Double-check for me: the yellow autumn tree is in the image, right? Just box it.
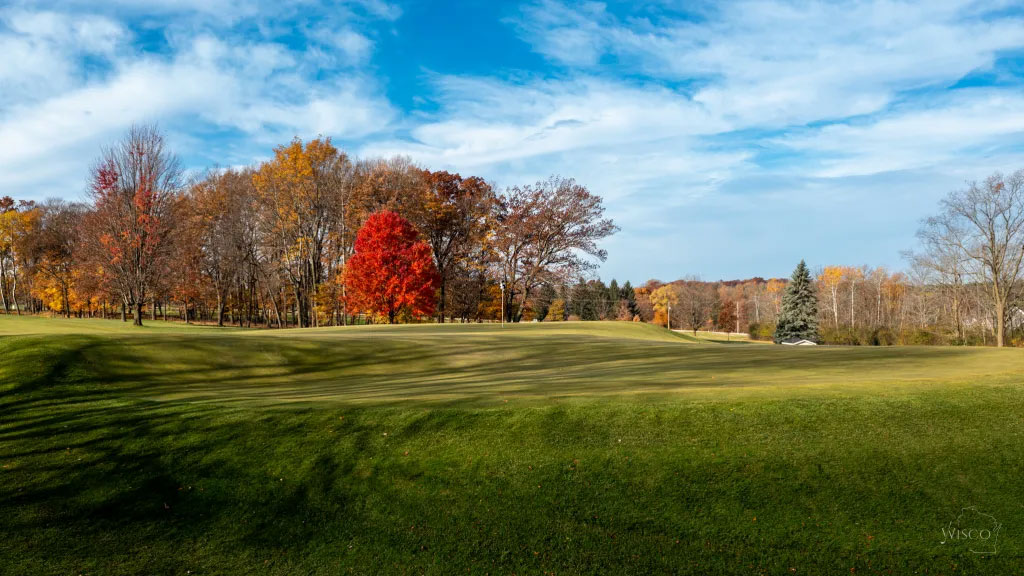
[818,266,843,326]
[253,137,352,328]
[650,284,681,328]
[766,278,785,316]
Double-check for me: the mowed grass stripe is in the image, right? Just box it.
[3,316,1024,405]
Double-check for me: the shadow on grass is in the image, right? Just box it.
[2,333,1023,574]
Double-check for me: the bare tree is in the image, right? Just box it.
[81,125,182,326]
[915,170,1024,346]
[905,221,970,342]
[678,281,716,336]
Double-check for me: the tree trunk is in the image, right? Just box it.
[121,302,127,322]
[0,267,8,313]
[437,278,446,323]
[134,302,144,326]
[216,292,224,327]
[735,300,741,334]
[12,271,20,315]
[831,288,839,326]
[849,281,856,329]
[995,299,1005,348]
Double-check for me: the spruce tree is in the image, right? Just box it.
[773,260,820,343]
[621,281,637,316]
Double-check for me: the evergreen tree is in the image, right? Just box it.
[534,284,557,321]
[773,260,820,343]
[593,279,611,319]
[571,280,599,320]
[621,280,637,316]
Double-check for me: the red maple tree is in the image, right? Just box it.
[344,210,440,323]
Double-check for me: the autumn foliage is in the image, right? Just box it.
[2,127,617,327]
[343,211,439,323]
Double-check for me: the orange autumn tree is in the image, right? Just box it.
[344,210,439,323]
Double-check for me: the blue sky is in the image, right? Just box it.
[2,0,1023,282]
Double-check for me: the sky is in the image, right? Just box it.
[1,0,1023,283]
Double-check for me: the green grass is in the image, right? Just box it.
[679,329,764,344]
[2,315,1023,574]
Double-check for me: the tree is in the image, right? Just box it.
[774,260,820,343]
[0,198,33,314]
[607,278,621,318]
[491,176,618,322]
[818,266,842,327]
[414,170,494,322]
[81,125,181,326]
[254,137,352,328]
[620,280,638,317]
[190,168,257,326]
[343,211,439,323]
[915,170,1024,347]
[25,200,83,318]
[532,283,558,321]
[650,283,680,328]
[717,298,737,333]
[544,298,566,321]
[678,281,716,335]
[563,278,607,321]
[766,278,785,316]
[844,266,864,329]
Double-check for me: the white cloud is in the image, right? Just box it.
[514,0,1024,127]
[365,76,729,169]
[0,7,395,198]
[0,9,128,106]
[777,89,1024,177]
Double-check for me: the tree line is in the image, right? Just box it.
[3,125,1021,347]
[625,169,1024,347]
[0,125,617,326]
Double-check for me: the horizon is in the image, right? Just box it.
[2,1,1023,280]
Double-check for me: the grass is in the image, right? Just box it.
[2,315,1023,574]
[678,329,764,344]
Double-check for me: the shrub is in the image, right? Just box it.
[871,328,896,346]
[905,329,940,346]
[746,322,775,341]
